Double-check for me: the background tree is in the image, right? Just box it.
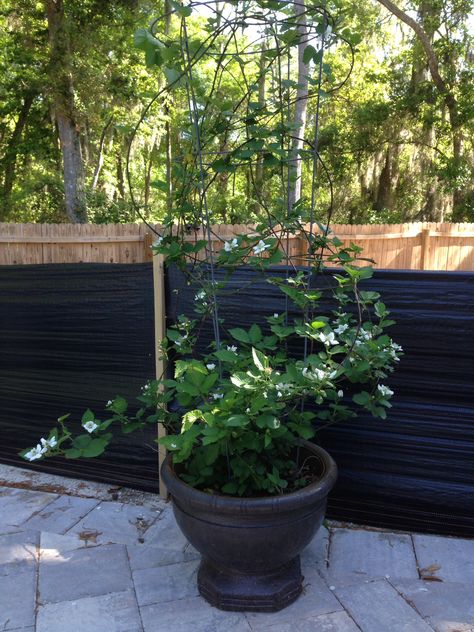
[0,0,472,224]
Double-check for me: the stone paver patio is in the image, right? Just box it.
[1,465,473,632]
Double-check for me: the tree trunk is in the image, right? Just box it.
[1,91,35,218]
[45,0,87,223]
[92,116,113,190]
[288,0,309,211]
[374,149,392,211]
[116,150,125,200]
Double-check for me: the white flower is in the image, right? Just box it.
[194,290,206,302]
[170,442,177,449]
[206,363,216,371]
[318,332,338,346]
[377,384,394,398]
[334,323,348,334]
[175,334,188,347]
[359,329,372,341]
[212,393,224,400]
[224,238,238,252]
[24,444,46,461]
[313,368,327,380]
[83,420,99,433]
[302,367,309,377]
[252,240,271,255]
[337,390,344,398]
[391,342,403,352]
[40,437,57,450]
[245,407,251,413]
[106,400,113,406]
[154,236,163,247]
[275,383,290,397]
[227,345,237,353]
[273,313,279,318]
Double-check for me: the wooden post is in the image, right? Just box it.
[153,253,168,499]
[143,231,154,262]
[421,228,431,270]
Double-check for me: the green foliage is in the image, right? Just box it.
[22,227,403,496]
[0,0,472,222]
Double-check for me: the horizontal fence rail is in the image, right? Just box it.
[1,222,474,270]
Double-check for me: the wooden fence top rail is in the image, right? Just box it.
[1,222,473,270]
[0,235,145,244]
[2,229,474,244]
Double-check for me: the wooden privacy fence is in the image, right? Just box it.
[1,222,474,270]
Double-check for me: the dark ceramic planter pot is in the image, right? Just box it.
[161,440,337,612]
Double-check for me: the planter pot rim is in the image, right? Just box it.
[161,440,337,515]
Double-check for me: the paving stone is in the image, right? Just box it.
[395,579,474,632]
[0,463,160,504]
[127,539,199,572]
[413,534,474,584]
[140,596,251,632]
[65,500,161,546]
[335,578,433,632]
[141,505,188,549]
[248,610,361,632]
[0,530,39,567]
[39,542,132,604]
[128,506,199,570]
[36,590,142,632]
[133,559,200,606]
[21,494,99,534]
[326,528,418,584]
[40,531,97,557]
[0,562,36,630]
[245,566,342,628]
[300,525,330,573]
[0,488,58,529]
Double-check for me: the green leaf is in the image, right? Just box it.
[310,320,326,329]
[229,328,250,343]
[214,349,239,362]
[182,409,203,431]
[222,481,238,494]
[226,414,249,427]
[64,448,82,459]
[170,0,192,16]
[252,347,269,371]
[255,414,280,429]
[82,438,108,458]
[150,180,168,192]
[303,44,317,64]
[353,391,371,406]
[110,396,128,415]
[249,324,262,344]
[133,28,148,50]
[73,435,92,449]
[163,66,181,86]
[81,409,95,424]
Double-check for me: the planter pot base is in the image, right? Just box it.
[198,555,303,612]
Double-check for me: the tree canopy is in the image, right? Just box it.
[0,0,472,224]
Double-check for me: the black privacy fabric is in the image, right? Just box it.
[0,264,158,491]
[166,266,474,536]
[1,262,473,535]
